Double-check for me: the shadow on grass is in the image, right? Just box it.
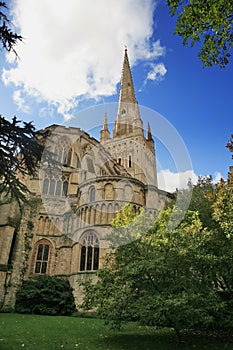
[101,334,174,350]
[97,330,233,350]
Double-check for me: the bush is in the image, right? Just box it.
[15,275,76,316]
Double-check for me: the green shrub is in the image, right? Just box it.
[15,275,76,316]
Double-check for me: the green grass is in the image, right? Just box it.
[0,313,232,350]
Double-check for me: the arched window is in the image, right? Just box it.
[90,187,95,202]
[49,179,55,195]
[54,137,71,165]
[42,174,69,197]
[129,155,132,168]
[124,184,133,200]
[62,180,68,197]
[87,158,95,173]
[104,183,114,200]
[80,232,99,271]
[64,148,72,166]
[42,178,49,195]
[55,180,62,196]
[34,241,51,274]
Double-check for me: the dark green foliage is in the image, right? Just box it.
[0,2,22,56]
[0,4,45,206]
[188,176,218,230]
[15,275,76,316]
[213,136,233,238]
[227,134,233,155]
[166,0,233,67]
[0,116,46,205]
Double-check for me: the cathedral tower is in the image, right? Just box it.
[100,48,158,189]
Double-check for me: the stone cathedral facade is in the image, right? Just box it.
[0,50,171,309]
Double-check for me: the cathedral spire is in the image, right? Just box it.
[118,48,137,104]
[113,48,143,138]
[100,112,110,142]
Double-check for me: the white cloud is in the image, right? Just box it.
[213,171,223,183]
[13,90,30,113]
[158,169,224,193]
[158,169,198,193]
[146,62,167,82]
[2,0,165,118]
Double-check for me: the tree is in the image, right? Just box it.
[213,175,233,238]
[213,134,233,237]
[108,204,154,247]
[171,175,218,230]
[226,133,233,154]
[82,207,230,339]
[166,0,233,67]
[187,176,218,230]
[15,275,76,316]
[0,1,22,56]
[0,116,46,205]
[0,3,46,205]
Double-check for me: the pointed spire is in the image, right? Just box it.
[102,112,108,130]
[119,48,137,104]
[113,48,143,138]
[100,112,110,142]
[146,122,152,140]
[146,121,155,154]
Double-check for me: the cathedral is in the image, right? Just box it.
[0,49,171,309]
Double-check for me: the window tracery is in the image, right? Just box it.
[34,240,52,274]
[42,174,69,197]
[54,137,72,166]
[80,232,99,271]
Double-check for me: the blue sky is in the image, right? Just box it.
[0,0,232,191]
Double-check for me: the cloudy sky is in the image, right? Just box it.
[0,0,232,192]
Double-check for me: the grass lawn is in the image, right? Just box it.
[0,313,232,350]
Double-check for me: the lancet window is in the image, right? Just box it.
[54,137,72,166]
[42,174,69,197]
[80,232,99,271]
[34,240,52,274]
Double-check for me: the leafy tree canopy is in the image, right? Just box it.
[166,0,233,67]
[213,135,233,237]
[187,175,218,230]
[108,204,154,247]
[82,207,233,338]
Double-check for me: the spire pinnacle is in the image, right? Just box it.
[147,122,152,140]
[100,112,110,142]
[102,112,108,130]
